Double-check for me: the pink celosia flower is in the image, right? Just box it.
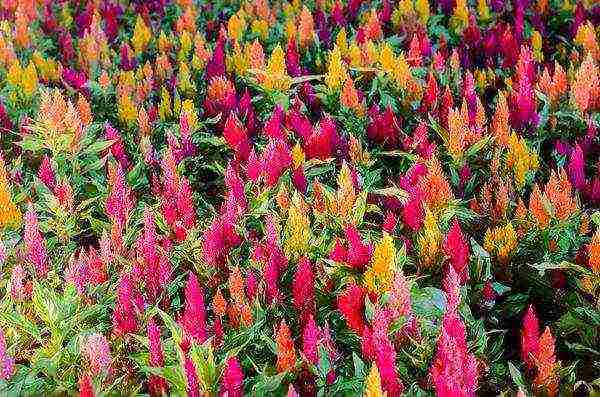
[223,112,251,161]
[24,203,49,277]
[293,256,315,325]
[568,144,586,191]
[112,273,138,335]
[106,163,134,233]
[105,123,129,169]
[180,272,207,343]
[369,308,404,396]
[264,105,286,141]
[9,264,25,301]
[81,333,111,376]
[264,246,284,304]
[338,282,366,334]
[263,139,292,186]
[184,355,201,397]
[286,38,302,77]
[0,329,14,380]
[305,116,339,160]
[430,267,479,397]
[521,305,540,371]
[302,315,321,365]
[246,271,258,302]
[382,212,397,234]
[38,155,55,190]
[147,319,168,396]
[443,219,470,284]
[329,239,347,263]
[343,225,372,270]
[246,149,261,181]
[65,253,90,294]
[222,356,244,397]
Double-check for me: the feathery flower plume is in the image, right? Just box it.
[81,333,111,376]
[568,144,586,191]
[443,219,470,283]
[338,282,366,333]
[112,273,138,335]
[222,356,244,397]
[533,327,559,397]
[276,321,297,373]
[367,308,403,395]
[147,319,168,396]
[184,355,201,397]
[302,315,321,365]
[24,203,49,277]
[521,305,540,370]
[364,233,396,295]
[180,272,207,343]
[364,363,384,397]
[0,154,21,229]
[343,225,372,270]
[0,329,13,380]
[293,256,315,325]
[38,155,55,189]
[588,230,600,274]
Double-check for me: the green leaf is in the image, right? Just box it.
[508,361,527,391]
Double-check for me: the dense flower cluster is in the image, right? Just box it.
[0,0,600,395]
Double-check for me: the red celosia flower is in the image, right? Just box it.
[263,139,292,186]
[276,321,297,373]
[521,305,540,371]
[305,116,338,160]
[338,282,366,334]
[443,219,470,284]
[382,212,397,234]
[293,256,315,325]
[78,375,95,397]
[180,272,207,343]
[302,315,321,365]
[105,123,129,169]
[222,356,244,397]
[24,203,49,277]
[367,105,401,148]
[223,112,251,161]
[184,355,201,397]
[147,319,168,396]
[264,105,286,141]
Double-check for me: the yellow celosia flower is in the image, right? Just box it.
[284,198,311,259]
[348,43,363,68]
[177,62,195,94]
[452,0,470,33]
[251,19,269,41]
[118,94,137,126]
[531,30,543,61]
[416,208,442,268]
[364,233,396,295]
[291,144,305,169]
[477,0,490,21]
[364,364,385,397]
[416,0,430,25]
[228,12,246,43]
[158,31,171,53]
[333,162,356,221]
[6,60,21,87]
[336,28,348,56]
[131,15,152,55]
[506,132,539,188]
[178,30,193,61]
[0,156,21,229]
[325,46,349,91]
[484,223,517,264]
[159,88,172,121]
[262,45,292,91]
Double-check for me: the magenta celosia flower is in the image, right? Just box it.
[202,216,241,267]
[329,239,347,263]
[184,355,201,397]
[293,256,315,325]
[237,90,256,136]
[147,319,168,396]
[370,308,403,396]
[263,139,292,186]
[305,116,339,160]
[286,109,312,142]
[246,149,261,182]
[568,144,586,191]
[180,272,207,343]
[510,74,538,130]
[9,264,25,301]
[286,38,302,77]
[78,375,95,397]
[105,123,129,169]
[222,356,244,397]
[264,246,283,304]
[402,188,424,231]
[343,225,372,270]
[443,219,470,284]
[338,282,366,334]
[430,267,478,397]
[81,333,111,376]
[24,203,49,277]
[521,305,540,370]
[38,155,55,190]
[382,212,397,234]
[0,329,14,380]
[106,163,134,233]
[65,253,90,294]
[225,163,247,215]
[263,105,285,141]
[302,315,321,365]
[112,273,138,335]
[206,32,226,79]
[246,270,258,302]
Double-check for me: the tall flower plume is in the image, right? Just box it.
[222,356,244,397]
[292,256,315,326]
[521,305,540,370]
[533,327,559,397]
[0,154,21,229]
[276,320,296,373]
[81,333,111,376]
[147,319,168,396]
[180,272,207,343]
[338,282,366,334]
[24,203,49,277]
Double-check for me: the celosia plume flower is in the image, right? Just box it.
[276,321,296,373]
[81,333,111,376]
[24,203,49,277]
[180,272,207,343]
[147,319,168,396]
[222,356,244,397]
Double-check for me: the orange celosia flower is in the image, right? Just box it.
[333,162,357,221]
[551,62,567,100]
[364,232,396,295]
[213,289,227,318]
[0,154,21,229]
[297,6,315,48]
[571,53,599,114]
[246,39,265,71]
[364,9,383,41]
[529,183,550,229]
[420,156,454,214]
[341,77,364,116]
[588,230,600,274]
[534,327,559,397]
[544,169,577,221]
[276,321,296,373]
[446,102,471,162]
[492,92,510,147]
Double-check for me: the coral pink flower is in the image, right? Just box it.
[222,356,244,397]
[24,203,49,277]
[338,282,366,334]
[521,305,540,370]
[180,272,207,343]
[81,333,111,376]
[443,219,470,284]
